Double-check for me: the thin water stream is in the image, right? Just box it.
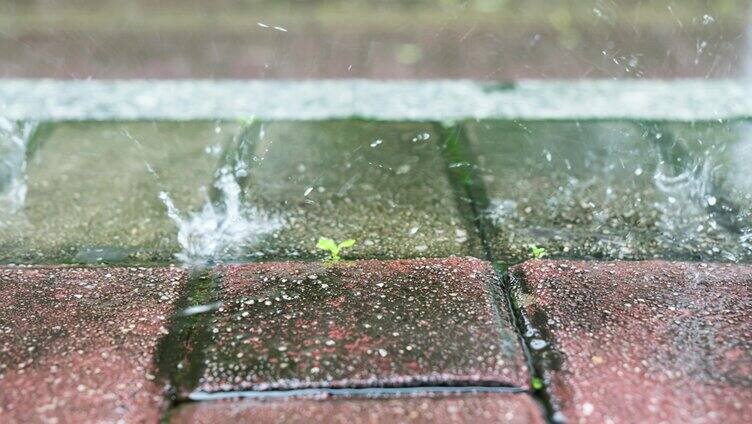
[0,117,36,222]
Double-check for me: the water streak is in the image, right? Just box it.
[160,122,281,264]
[0,117,37,223]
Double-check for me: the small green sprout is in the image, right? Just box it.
[316,237,356,262]
[531,377,544,390]
[531,246,547,259]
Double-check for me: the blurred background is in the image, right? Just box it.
[1,0,749,80]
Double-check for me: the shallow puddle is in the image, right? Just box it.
[1,118,750,265]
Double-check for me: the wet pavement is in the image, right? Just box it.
[231,121,482,260]
[510,260,752,423]
[463,120,752,263]
[1,35,752,418]
[0,121,233,263]
[1,115,752,422]
[7,118,752,265]
[0,265,187,423]
[2,258,749,422]
[0,120,482,264]
[183,257,526,396]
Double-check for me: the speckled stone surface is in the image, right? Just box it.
[187,257,527,396]
[0,120,481,264]
[510,260,752,424]
[465,120,752,263]
[0,121,233,263]
[234,120,482,260]
[0,266,187,423]
[169,393,545,424]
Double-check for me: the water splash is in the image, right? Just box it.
[160,169,281,264]
[649,124,751,260]
[0,118,37,222]
[160,122,281,264]
[652,155,715,249]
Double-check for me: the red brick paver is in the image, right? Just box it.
[0,266,187,423]
[190,257,528,395]
[511,260,752,424]
[170,393,545,424]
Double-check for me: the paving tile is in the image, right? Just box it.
[231,120,481,260]
[0,266,187,423]
[183,257,527,396]
[0,120,480,264]
[0,121,233,263]
[510,259,752,423]
[463,120,752,262]
[169,393,545,424]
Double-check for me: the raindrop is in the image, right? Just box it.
[411,133,430,142]
[530,338,548,350]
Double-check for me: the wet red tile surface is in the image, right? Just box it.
[191,257,528,395]
[170,393,545,424]
[511,260,752,424]
[0,266,187,423]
